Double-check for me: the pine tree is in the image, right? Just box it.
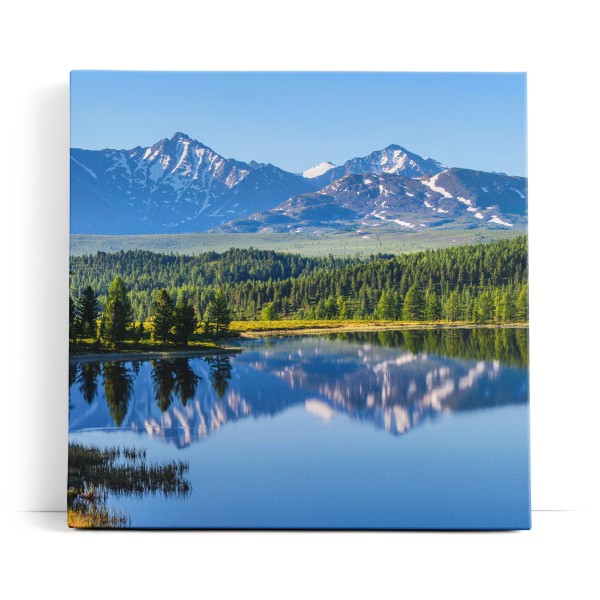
[516,285,528,322]
[206,289,232,337]
[499,291,517,323]
[173,296,197,346]
[476,290,495,324]
[356,287,370,318]
[152,289,175,343]
[424,289,441,321]
[377,290,396,320]
[394,292,403,320]
[261,302,277,322]
[337,296,349,319]
[324,295,338,319]
[315,299,326,319]
[402,285,424,321]
[101,276,133,346]
[77,285,99,338]
[131,321,144,342]
[445,290,460,323]
[69,296,78,341]
[493,290,503,323]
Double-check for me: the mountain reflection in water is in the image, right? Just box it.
[69,328,528,447]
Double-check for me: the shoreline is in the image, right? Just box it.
[69,323,528,359]
[237,322,529,338]
[69,346,242,363]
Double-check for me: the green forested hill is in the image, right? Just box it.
[69,236,528,323]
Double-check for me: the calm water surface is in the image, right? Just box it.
[69,328,530,529]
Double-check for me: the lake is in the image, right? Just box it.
[68,328,530,529]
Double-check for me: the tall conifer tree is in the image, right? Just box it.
[402,285,424,321]
[69,296,78,341]
[206,289,232,337]
[101,276,133,346]
[445,290,460,323]
[152,289,175,343]
[424,289,442,321]
[77,285,99,338]
[516,285,528,322]
[173,296,197,345]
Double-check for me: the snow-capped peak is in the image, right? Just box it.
[302,161,336,179]
[171,131,192,142]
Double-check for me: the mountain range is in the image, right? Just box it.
[71,132,527,235]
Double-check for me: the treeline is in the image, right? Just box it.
[69,277,232,346]
[71,248,366,295]
[70,236,528,325]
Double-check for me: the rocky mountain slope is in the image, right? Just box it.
[219,168,527,234]
[71,133,527,235]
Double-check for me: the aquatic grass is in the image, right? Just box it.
[67,506,129,529]
[68,443,191,528]
[69,442,191,497]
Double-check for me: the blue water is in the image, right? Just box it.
[69,329,530,529]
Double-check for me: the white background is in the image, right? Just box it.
[1,1,598,597]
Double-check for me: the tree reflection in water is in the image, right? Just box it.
[151,359,177,412]
[130,360,142,376]
[69,362,78,389]
[173,358,202,406]
[333,327,528,368]
[70,329,527,436]
[152,358,202,411]
[204,354,233,399]
[77,361,102,404]
[102,361,134,427]
[69,362,78,413]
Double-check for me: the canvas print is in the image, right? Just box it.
[68,71,529,529]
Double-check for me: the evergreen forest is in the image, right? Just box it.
[69,236,528,330]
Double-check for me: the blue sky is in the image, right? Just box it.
[71,71,527,176]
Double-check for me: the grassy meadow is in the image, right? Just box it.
[70,228,523,257]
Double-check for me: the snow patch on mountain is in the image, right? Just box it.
[489,215,513,227]
[379,184,395,197]
[422,172,453,199]
[71,156,97,179]
[369,210,415,229]
[392,219,415,228]
[303,161,336,178]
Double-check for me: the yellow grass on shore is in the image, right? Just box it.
[230,319,529,338]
